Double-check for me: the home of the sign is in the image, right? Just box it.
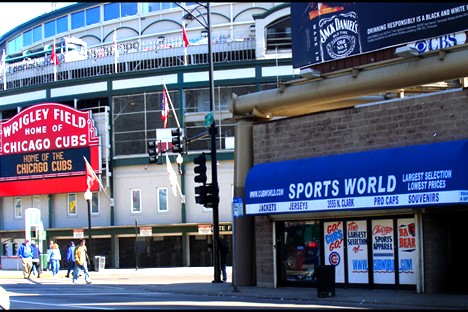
[17,151,72,174]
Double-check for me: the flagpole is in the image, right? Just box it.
[53,38,57,81]
[162,79,181,129]
[113,28,118,73]
[2,49,6,90]
[183,21,188,66]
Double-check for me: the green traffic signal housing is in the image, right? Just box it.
[194,152,208,205]
[171,128,184,153]
[147,140,159,164]
[193,152,207,184]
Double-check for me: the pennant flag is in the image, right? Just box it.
[84,156,99,191]
[161,87,169,128]
[166,153,179,197]
[182,23,190,48]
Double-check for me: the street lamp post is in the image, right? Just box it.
[84,189,94,271]
[179,2,221,283]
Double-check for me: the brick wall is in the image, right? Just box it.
[253,89,468,164]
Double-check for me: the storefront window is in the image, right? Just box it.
[279,221,321,285]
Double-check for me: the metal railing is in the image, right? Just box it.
[0,30,256,91]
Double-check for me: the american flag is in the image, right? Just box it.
[161,87,169,128]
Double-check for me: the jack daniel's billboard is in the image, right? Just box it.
[291,2,468,68]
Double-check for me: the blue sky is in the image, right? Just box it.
[0,2,76,37]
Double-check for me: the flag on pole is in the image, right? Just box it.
[161,87,169,128]
[83,156,113,204]
[113,28,119,73]
[166,153,179,197]
[51,39,59,65]
[182,22,189,65]
[84,156,99,191]
[51,38,59,81]
[182,23,190,48]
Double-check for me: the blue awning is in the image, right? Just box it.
[245,139,468,215]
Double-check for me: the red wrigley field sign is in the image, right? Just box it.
[0,103,100,196]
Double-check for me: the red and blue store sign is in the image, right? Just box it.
[245,139,468,215]
[0,103,100,196]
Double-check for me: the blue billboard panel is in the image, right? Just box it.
[291,2,468,68]
[245,140,468,215]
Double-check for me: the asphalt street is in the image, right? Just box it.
[2,266,468,310]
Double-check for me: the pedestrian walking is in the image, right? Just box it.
[65,241,76,278]
[18,239,33,279]
[218,236,229,282]
[72,239,92,284]
[48,243,61,276]
[45,240,54,271]
[28,240,41,278]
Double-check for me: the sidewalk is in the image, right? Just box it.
[2,267,468,309]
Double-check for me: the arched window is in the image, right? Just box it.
[265,16,291,52]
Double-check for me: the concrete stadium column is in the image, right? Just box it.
[233,118,256,286]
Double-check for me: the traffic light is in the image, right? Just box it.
[193,152,207,184]
[171,128,184,153]
[194,184,207,205]
[194,153,207,205]
[147,140,159,164]
[203,183,219,208]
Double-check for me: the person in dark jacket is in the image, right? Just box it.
[28,240,41,278]
[65,241,76,278]
[218,236,229,282]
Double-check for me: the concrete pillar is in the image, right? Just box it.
[233,118,256,286]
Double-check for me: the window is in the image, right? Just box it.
[68,193,77,216]
[44,20,55,38]
[161,2,177,10]
[86,6,100,26]
[57,16,68,34]
[91,192,99,214]
[14,197,22,218]
[158,188,168,212]
[121,2,138,17]
[7,35,22,54]
[131,189,141,213]
[265,16,292,52]
[142,3,160,13]
[23,30,33,47]
[104,3,120,21]
[32,25,42,43]
[71,10,85,29]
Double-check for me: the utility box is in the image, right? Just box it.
[316,265,335,298]
[94,256,106,272]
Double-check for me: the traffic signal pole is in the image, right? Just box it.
[177,1,221,284]
[206,4,221,284]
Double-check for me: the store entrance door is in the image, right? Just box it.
[276,220,321,287]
